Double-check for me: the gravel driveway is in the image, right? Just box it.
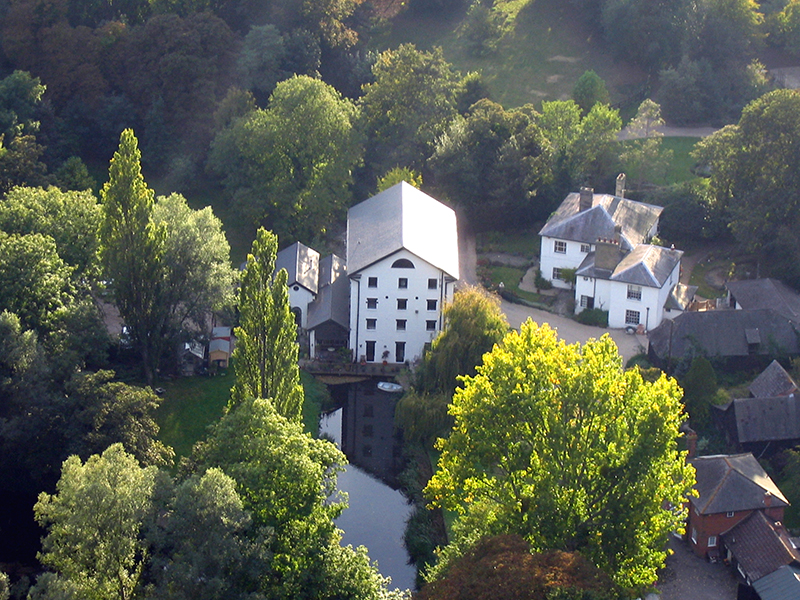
[653,537,738,600]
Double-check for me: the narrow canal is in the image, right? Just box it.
[319,381,416,592]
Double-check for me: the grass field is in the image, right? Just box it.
[155,368,330,460]
[378,0,646,111]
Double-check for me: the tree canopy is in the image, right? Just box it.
[694,89,800,286]
[426,321,694,590]
[208,75,361,243]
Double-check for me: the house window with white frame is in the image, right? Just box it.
[580,243,591,253]
[398,277,408,289]
[553,267,563,280]
[554,240,567,254]
[366,318,376,330]
[428,278,438,289]
[627,284,642,300]
[708,536,717,547]
[727,511,735,518]
[366,298,377,309]
[625,310,640,325]
[397,298,407,310]
[426,320,437,331]
[427,299,437,311]
[396,319,406,331]
[691,527,697,544]
[368,276,378,288]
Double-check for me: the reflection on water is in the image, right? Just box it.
[319,381,415,591]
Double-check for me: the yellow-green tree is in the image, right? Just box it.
[426,321,694,591]
[231,228,303,421]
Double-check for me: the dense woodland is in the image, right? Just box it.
[2,0,800,597]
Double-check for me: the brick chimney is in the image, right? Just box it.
[616,173,626,198]
[685,428,698,459]
[579,186,594,212]
[594,225,623,271]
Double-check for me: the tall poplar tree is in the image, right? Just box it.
[231,228,303,421]
[99,129,166,386]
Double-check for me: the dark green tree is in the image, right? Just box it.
[426,322,694,591]
[572,70,610,115]
[694,89,800,286]
[99,129,166,386]
[231,228,303,421]
[208,75,362,242]
[680,356,718,428]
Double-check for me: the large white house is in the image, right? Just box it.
[540,187,689,330]
[347,182,459,364]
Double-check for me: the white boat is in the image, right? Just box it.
[377,381,403,393]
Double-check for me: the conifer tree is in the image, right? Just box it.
[231,228,303,421]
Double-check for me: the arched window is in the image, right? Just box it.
[391,258,415,268]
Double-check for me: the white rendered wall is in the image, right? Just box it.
[575,261,680,330]
[349,249,454,364]
[287,286,315,328]
[540,236,593,290]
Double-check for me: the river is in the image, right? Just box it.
[319,381,416,592]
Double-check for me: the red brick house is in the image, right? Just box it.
[688,453,789,559]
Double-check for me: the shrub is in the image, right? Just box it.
[575,308,608,327]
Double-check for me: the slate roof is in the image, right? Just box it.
[721,511,800,582]
[307,275,350,331]
[276,242,320,294]
[576,245,682,288]
[539,192,662,252]
[690,453,789,515]
[665,283,698,311]
[211,326,231,340]
[724,395,800,445]
[753,565,800,600]
[750,360,799,398]
[318,254,346,288]
[647,309,800,361]
[727,279,800,324]
[347,182,459,278]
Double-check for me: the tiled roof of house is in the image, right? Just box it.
[648,309,800,361]
[750,360,799,398]
[721,511,800,582]
[276,242,320,294]
[727,395,800,444]
[727,279,800,324]
[347,182,459,278]
[754,564,800,600]
[539,192,662,251]
[690,453,789,515]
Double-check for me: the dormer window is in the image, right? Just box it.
[627,285,642,301]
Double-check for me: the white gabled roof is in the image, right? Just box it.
[347,182,459,278]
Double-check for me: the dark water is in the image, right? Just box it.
[319,382,416,592]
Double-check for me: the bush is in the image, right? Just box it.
[575,308,608,327]
[535,269,552,291]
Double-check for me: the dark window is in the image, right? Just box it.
[366,298,377,309]
[397,298,408,310]
[428,278,438,289]
[427,299,437,311]
[391,258,415,268]
[398,277,408,289]
[396,319,406,331]
[365,341,375,362]
[363,404,374,417]
[366,318,376,330]
[368,276,378,288]
[395,341,405,363]
[426,320,437,331]
[362,424,373,437]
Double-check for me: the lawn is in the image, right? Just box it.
[378,0,646,110]
[155,368,330,460]
[155,371,233,459]
[662,137,701,186]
